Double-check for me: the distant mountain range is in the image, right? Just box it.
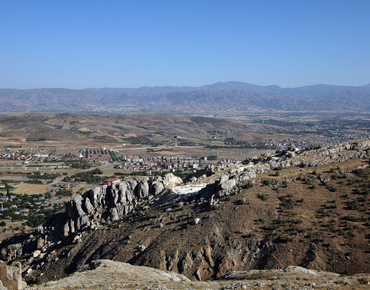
[1,82,370,114]
[85,81,370,97]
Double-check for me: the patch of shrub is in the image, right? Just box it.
[348,199,359,210]
[257,194,267,201]
[238,198,246,204]
[244,182,254,189]
[279,195,294,209]
[262,180,271,186]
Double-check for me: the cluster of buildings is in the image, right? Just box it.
[0,191,57,221]
[85,148,112,162]
[0,146,245,173]
[115,154,208,172]
[0,147,112,163]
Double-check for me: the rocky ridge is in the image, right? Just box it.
[187,138,370,200]
[0,174,183,262]
[1,138,370,286]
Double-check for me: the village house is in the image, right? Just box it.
[103,178,120,186]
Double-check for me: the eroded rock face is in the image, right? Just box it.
[150,181,164,196]
[197,138,370,198]
[239,169,256,181]
[162,173,183,188]
[3,138,370,283]
[88,186,106,208]
[66,195,86,220]
[135,180,149,199]
[220,178,236,191]
[60,175,170,238]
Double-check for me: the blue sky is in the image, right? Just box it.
[0,0,369,89]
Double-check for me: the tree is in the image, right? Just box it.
[207,155,217,161]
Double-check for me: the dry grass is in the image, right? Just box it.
[12,182,49,195]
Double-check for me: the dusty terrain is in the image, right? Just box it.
[0,113,370,288]
[0,113,337,158]
[0,139,368,289]
[27,260,370,290]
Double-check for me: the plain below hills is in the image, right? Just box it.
[0,113,282,149]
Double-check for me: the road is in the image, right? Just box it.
[0,177,31,181]
[114,145,203,151]
[47,177,65,193]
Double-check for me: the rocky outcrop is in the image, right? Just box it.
[150,181,164,196]
[162,173,183,188]
[60,176,170,238]
[216,175,237,197]
[2,138,370,285]
[0,173,179,273]
[0,261,26,290]
[193,138,370,198]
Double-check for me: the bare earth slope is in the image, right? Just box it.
[1,139,370,289]
[0,112,279,146]
[27,260,370,290]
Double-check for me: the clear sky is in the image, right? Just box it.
[0,0,369,89]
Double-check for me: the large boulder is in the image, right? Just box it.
[135,180,149,199]
[125,179,138,193]
[150,181,164,196]
[239,169,256,181]
[219,175,229,184]
[87,186,107,208]
[220,178,236,191]
[63,222,70,238]
[109,208,120,221]
[117,182,134,204]
[162,173,183,188]
[254,164,271,174]
[66,195,86,220]
[84,197,94,214]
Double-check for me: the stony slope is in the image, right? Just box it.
[27,260,370,290]
[2,138,370,287]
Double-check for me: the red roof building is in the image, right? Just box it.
[103,178,121,186]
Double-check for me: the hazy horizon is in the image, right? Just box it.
[1,0,369,89]
[1,81,370,91]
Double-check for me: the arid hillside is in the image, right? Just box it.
[0,113,295,150]
[25,260,370,290]
[1,138,370,288]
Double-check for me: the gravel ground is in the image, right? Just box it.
[27,260,370,290]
